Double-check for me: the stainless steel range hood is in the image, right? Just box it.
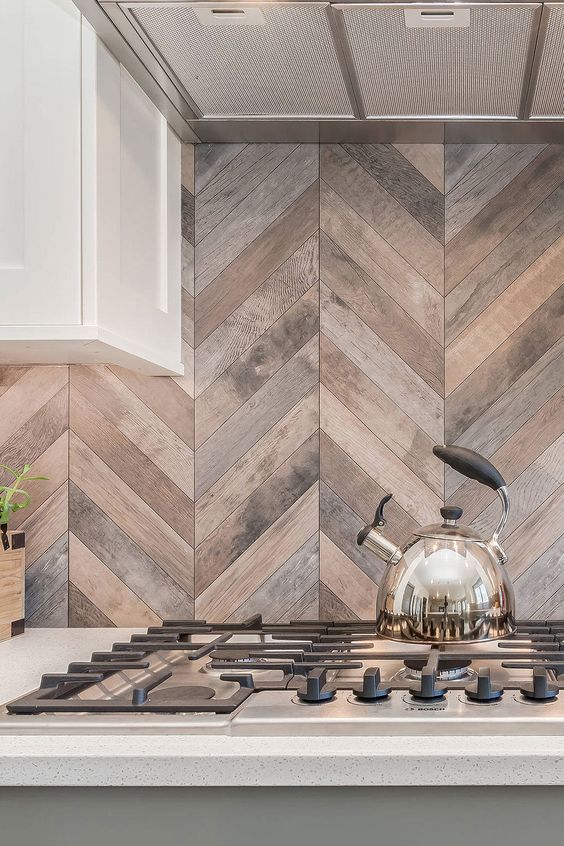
[75,0,564,141]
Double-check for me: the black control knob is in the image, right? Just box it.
[296,667,336,703]
[409,668,447,702]
[520,667,558,701]
[465,666,503,703]
[352,667,391,701]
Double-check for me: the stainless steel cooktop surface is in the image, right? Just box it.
[2,616,564,735]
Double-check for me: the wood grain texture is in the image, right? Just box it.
[445,143,564,619]
[66,147,196,626]
[194,145,320,620]
[8,141,564,625]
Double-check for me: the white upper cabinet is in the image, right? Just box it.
[0,0,183,375]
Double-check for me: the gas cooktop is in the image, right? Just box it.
[3,616,564,735]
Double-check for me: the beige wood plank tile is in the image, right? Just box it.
[446,145,564,292]
[196,144,318,294]
[195,335,318,499]
[321,336,442,497]
[321,284,443,443]
[19,484,68,569]
[195,181,319,345]
[70,433,194,597]
[228,534,318,624]
[321,231,444,395]
[70,387,193,546]
[321,144,443,291]
[394,143,445,193]
[446,145,545,242]
[69,533,161,626]
[196,144,298,242]
[321,385,441,526]
[321,181,443,341]
[446,285,564,442]
[506,483,564,581]
[71,366,194,501]
[0,367,68,450]
[9,432,68,530]
[195,234,318,395]
[195,483,318,619]
[446,234,564,395]
[196,388,318,545]
[320,532,378,619]
[196,285,318,447]
[196,435,317,595]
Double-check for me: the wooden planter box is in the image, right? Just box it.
[0,531,25,642]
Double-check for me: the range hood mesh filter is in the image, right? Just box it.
[529,5,564,118]
[130,3,354,118]
[340,4,539,118]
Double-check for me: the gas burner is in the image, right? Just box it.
[399,657,474,682]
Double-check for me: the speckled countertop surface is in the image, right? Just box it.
[2,629,564,787]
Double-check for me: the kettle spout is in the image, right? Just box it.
[357,494,402,565]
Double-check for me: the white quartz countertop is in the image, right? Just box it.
[2,628,564,787]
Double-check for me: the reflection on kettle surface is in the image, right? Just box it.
[358,445,516,643]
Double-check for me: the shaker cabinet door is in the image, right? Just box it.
[0,0,81,325]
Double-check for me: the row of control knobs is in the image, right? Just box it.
[296,666,559,704]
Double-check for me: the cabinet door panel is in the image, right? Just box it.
[88,34,182,373]
[0,0,81,325]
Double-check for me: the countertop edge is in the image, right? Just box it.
[1,735,564,787]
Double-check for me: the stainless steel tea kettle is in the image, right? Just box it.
[357,445,515,643]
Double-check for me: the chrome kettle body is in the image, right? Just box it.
[357,445,515,643]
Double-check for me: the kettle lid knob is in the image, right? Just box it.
[440,506,463,522]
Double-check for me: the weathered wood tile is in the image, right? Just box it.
[321,336,442,497]
[196,144,318,293]
[228,535,318,624]
[446,181,564,344]
[195,235,318,395]
[320,433,420,546]
[196,433,318,595]
[25,534,68,624]
[321,283,443,443]
[446,233,564,395]
[394,143,445,193]
[342,143,444,242]
[444,144,496,193]
[196,335,318,499]
[195,483,319,620]
[196,389,318,545]
[70,387,194,546]
[69,583,114,627]
[446,285,564,442]
[321,386,441,526]
[321,181,444,340]
[446,145,564,291]
[196,144,298,242]
[196,286,319,447]
[321,144,444,291]
[71,432,194,597]
[69,483,193,620]
[321,232,444,394]
[71,365,194,501]
[69,533,161,626]
[446,144,545,242]
[320,532,378,619]
[319,582,359,621]
[445,142,564,619]
[195,181,319,345]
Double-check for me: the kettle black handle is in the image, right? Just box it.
[433,445,506,491]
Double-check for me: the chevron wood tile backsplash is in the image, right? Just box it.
[194,143,320,623]
[1,142,563,625]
